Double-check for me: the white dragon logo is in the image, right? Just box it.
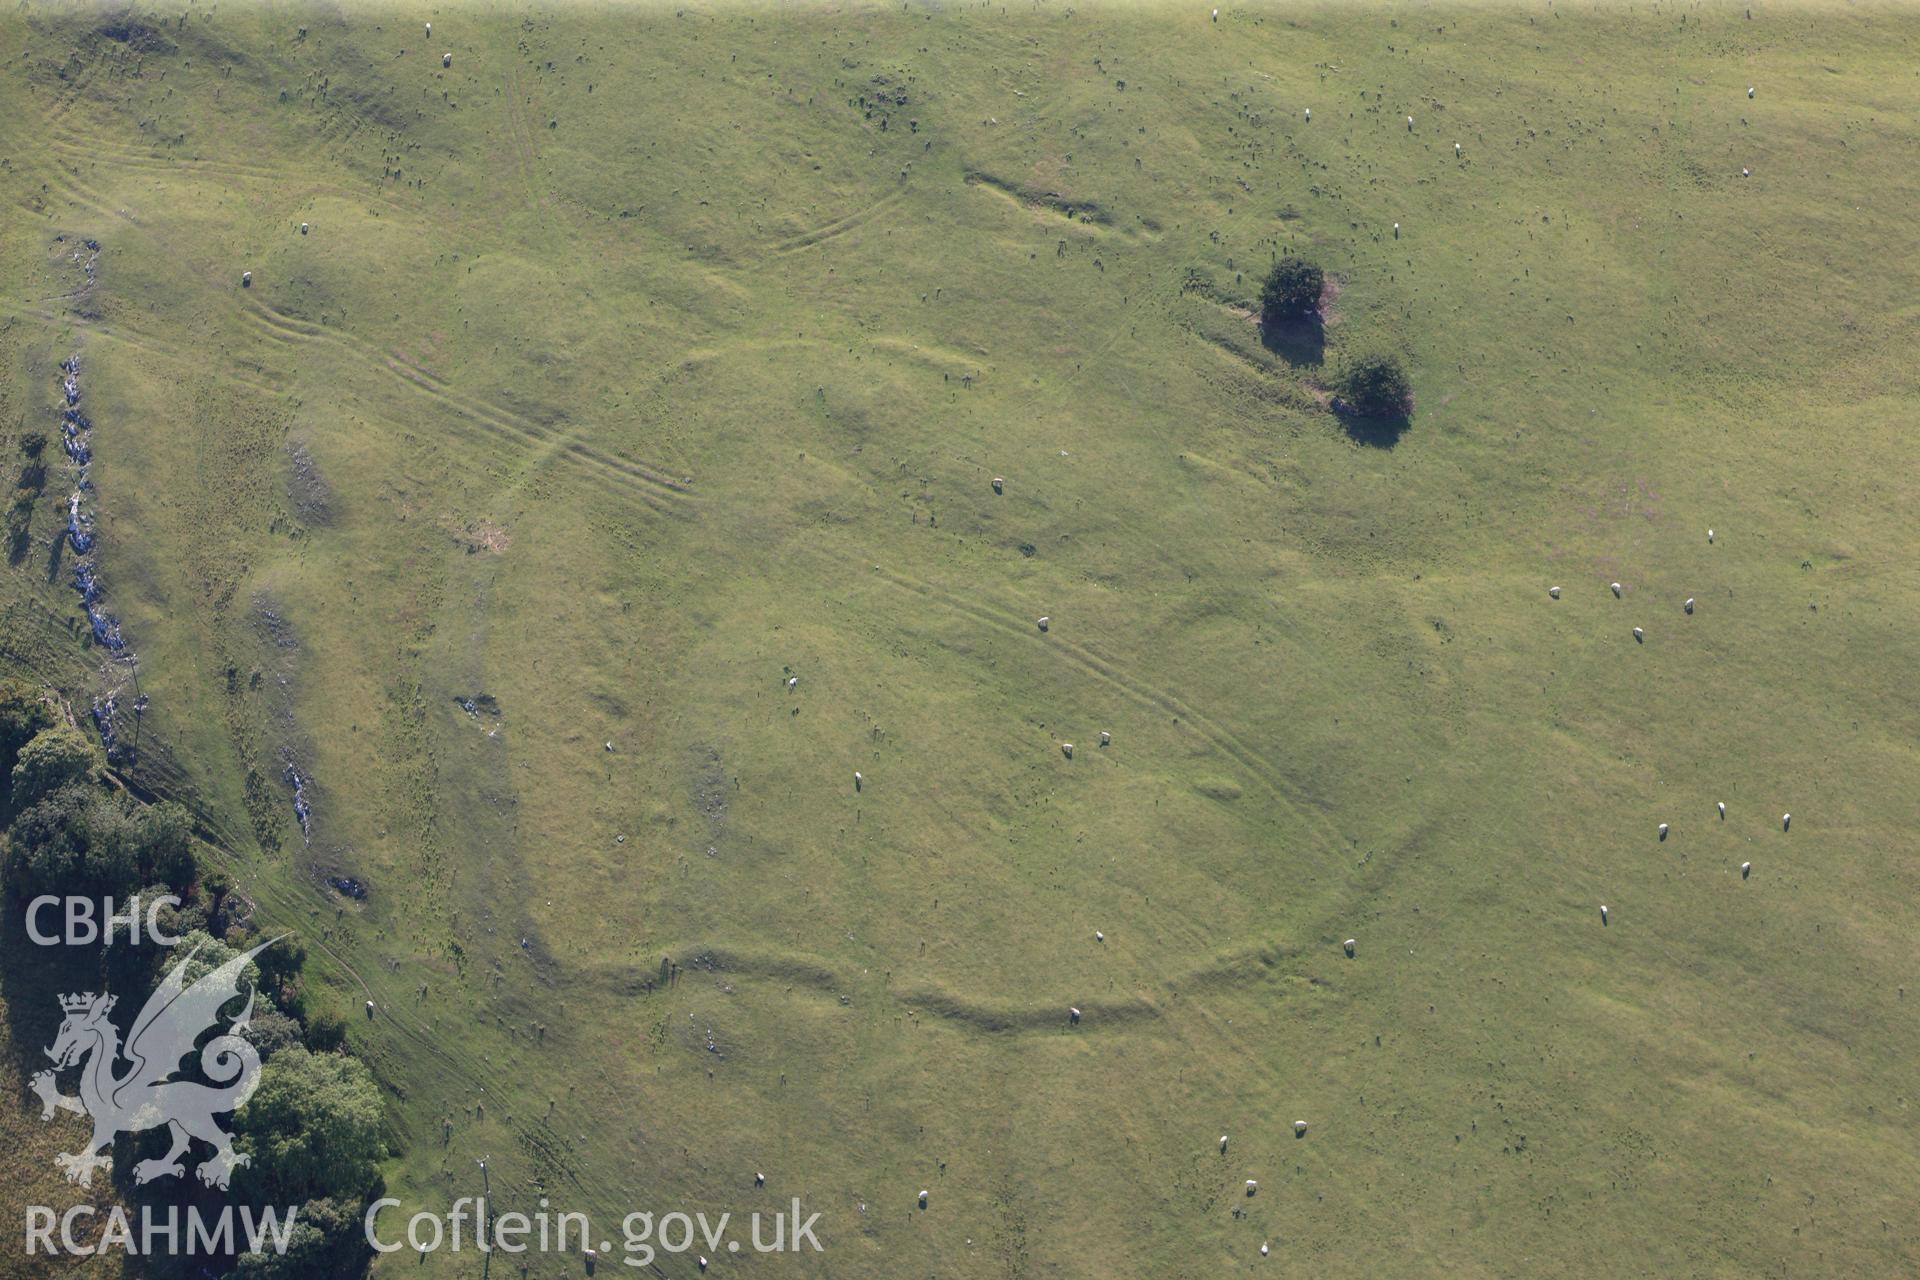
[29,937,280,1190]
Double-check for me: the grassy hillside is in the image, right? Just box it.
[2,1,1917,1275]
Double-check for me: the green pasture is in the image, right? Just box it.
[0,1,1915,1275]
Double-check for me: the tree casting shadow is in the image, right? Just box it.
[1331,399,1412,449]
[1258,316,1324,367]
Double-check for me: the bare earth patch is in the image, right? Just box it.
[453,519,511,554]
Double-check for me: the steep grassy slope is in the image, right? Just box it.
[1,1,1916,1276]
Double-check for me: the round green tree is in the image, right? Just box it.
[11,724,100,808]
[233,1047,385,1203]
[0,679,54,776]
[1260,258,1325,324]
[1340,354,1413,418]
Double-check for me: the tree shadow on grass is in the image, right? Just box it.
[1258,316,1324,367]
[1331,399,1412,449]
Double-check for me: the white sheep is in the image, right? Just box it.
[1095,930,1105,942]
[1549,585,1561,598]
[1304,108,1311,121]
[1100,730,1111,746]
[1684,598,1695,614]
[853,771,863,790]
[1600,904,1609,924]
[1717,801,1726,818]
[1708,528,1715,543]
[1658,823,1669,839]
[425,22,431,35]
[755,1172,766,1187]
[1037,616,1050,631]
[1069,1006,1081,1023]
[918,1190,929,1208]
[1741,861,1752,879]
[1343,938,1356,956]
[1633,627,1644,641]
[241,271,253,286]
[1394,222,1401,237]
[1061,743,1074,759]
[299,222,309,234]
[1261,1242,1270,1257]
[1220,1134,1229,1152]
[787,676,798,690]
[1212,7,1218,20]
[1748,86,1755,98]
[1455,142,1462,156]
[1294,1120,1308,1137]
[443,52,452,67]
[1611,582,1623,597]
[992,476,1004,493]
[1407,115,1415,130]
[1246,1179,1259,1195]
[1782,813,1790,831]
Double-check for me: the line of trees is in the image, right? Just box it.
[1257,257,1414,424]
[0,680,383,1279]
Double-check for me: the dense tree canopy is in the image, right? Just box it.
[170,928,261,990]
[225,1195,367,1279]
[0,679,54,779]
[240,1006,307,1061]
[4,782,195,898]
[0,681,381,1278]
[233,1048,385,1204]
[11,724,100,808]
[1260,258,1325,324]
[1340,354,1414,419]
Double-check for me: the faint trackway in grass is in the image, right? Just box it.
[37,147,358,218]
[21,117,512,275]
[42,130,299,185]
[865,563,1336,834]
[22,155,135,230]
[235,296,696,518]
[768,184,912,257]
[500,61,547,214]
[23,305,290,402]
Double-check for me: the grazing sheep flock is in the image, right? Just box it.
[843,454,1804,1218]
[1543,532,1798,938]
[26,0,1894,1265]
